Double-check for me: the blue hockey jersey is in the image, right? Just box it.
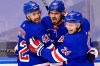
[42,16,94,65]
[82,18,90,32]
[42,16,93,48]
[42,16,67,48]
[18,20,53,66]
[40,30,94,66]
[81,18,94,47]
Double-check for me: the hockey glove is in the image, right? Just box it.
[36,43,44,56]
[29,37,44,56]
[86,47,98,62]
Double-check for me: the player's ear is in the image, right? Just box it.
[77,23,81,28]
[62,10,67,16]
[26,14,31,20]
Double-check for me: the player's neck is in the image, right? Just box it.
[55,19,64,26]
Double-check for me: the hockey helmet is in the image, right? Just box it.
[65,11,83,23]
[23,1,40,15]
[48,0,65,12]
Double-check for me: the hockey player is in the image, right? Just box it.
[41,0,67,66]
[18,1,55,66]
[31,11,95,66]
[41,0,97,66]
[42,0,67,51]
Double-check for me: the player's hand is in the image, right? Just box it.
[29,37,44,56]
[86,47,98,62]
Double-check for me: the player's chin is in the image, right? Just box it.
[52,21,57,24]
[68,30,74,34]
[35,20,41,24]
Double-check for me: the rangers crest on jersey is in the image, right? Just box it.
[61,47,71,56]
[58,35,64,42]
[42,34,50,43]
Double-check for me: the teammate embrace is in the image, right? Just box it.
[17,0,98,66]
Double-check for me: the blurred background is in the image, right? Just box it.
[0,0,100,65]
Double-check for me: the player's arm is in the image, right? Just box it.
[28,25,55,52]
[86,41,98,62]
[86,31,98,62]
[82,18,98,62]
[40,46,68,62]
[31,39,89,63]
[36,44,88,63]
[28,34,67,62]
[29,34,55,54]
[29,34,54,48]
[18,27,29,62]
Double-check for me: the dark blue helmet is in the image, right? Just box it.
[48,0,65,12]
[23,1,40,15]
[65,11,83,23]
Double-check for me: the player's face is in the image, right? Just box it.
[50,11,62,25]
[30,10,41,24]
[65,22,81,34]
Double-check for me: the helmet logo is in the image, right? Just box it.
[77,14,80,16]
[53,3,57,6]
[34,6,38,9]
[31,4,38,9]
[69,13,73,16]
[69,13,74,19]
[31,3,35,6]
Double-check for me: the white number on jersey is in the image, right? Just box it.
[19,40,29,62]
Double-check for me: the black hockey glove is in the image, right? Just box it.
[86,48,98,62]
